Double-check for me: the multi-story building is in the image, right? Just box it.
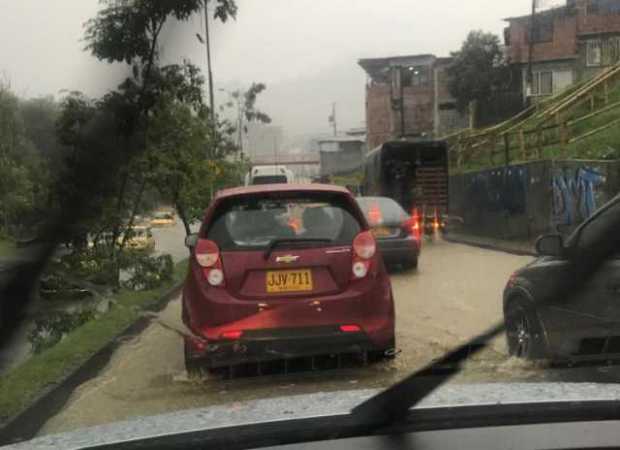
[358,54,468,150]
[504,0,620,99]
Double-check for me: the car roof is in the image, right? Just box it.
[215,183,351,199]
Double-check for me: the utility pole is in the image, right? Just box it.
[329,103,338,136]
[237,92,243,156]
[527,0,537,103]
[204,0,215,126]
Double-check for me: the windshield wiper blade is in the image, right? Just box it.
[263,238,331,260]
[350,322,505,428]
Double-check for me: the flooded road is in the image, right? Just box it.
[38,239,544,435]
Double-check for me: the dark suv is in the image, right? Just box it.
[504,195,620,361]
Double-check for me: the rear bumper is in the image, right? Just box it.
[185,327,392,368]
[377,237,420,264]
[182,259,395,366]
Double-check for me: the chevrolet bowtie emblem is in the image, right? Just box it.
[276,254,300,263]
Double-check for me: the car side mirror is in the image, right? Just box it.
[184,233,198,248]
[535,234,564,257]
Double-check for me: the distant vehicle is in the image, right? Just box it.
[88,225,155,252]
[245,165,295,185]
[356,196,421,269]
[182,183,395,373]
[150,210,176,227]
[503,195,620,361]
[125,225,156,252]
[362,140,448,236]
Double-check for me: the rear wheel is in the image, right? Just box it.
[369,337,397,362]
[505,297,546,359]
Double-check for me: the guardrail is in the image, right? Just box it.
[445,63,620,170]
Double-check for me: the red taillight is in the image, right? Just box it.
[353,231,376,259]
[352,231,376,280]
[339,324,361,333]
[221,330,243,340]
[402,217,421,240]
[368,202,383,226]
[195,239,219,267]
[195,239,225,286]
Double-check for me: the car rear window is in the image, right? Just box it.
[206,193,362,250]
[356,197,408,226]
[252,175,288,185]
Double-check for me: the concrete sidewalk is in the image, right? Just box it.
[443,232,537,256]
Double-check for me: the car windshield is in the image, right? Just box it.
[4,0,620,447]
[356,197,409,225]
[252,175,288,185]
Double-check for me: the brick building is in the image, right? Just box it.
[358,54,468,150]
[504,0,620,99]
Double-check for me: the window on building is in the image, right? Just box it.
[587,40,602,66]
[531,16,554,43]
[439,102,457,111]
[532,71,553,96]
[401,66,430,87]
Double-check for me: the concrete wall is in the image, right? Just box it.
[366,83,394,150]
[507,15,578,65]
[320,142,364,176]
[449,159,620,240]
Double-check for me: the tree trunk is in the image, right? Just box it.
[119,176,147,250]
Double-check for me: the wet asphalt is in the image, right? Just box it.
[33,232,620,436]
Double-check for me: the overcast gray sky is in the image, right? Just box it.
[1,0,533,145]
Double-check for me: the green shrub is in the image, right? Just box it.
[28,310,96,354]
[122,253,174,291]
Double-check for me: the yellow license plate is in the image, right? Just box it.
[371,227,391,238]
[266,269,313,293]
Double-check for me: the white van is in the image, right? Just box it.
[245,165,295,185]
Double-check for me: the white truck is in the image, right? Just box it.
[244,165,295,186]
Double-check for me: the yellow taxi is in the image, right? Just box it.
[123,225,156,252]
[150,210,176,227]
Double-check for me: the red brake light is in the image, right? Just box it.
[367,202,382,226]
[339,324,361,333]
[195,239,225,286]
[195,239,219,267]
[402,217,421,239]
[221,330,243,340]
[353,231,376,259]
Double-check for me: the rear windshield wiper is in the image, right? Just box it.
[263,238,331,260]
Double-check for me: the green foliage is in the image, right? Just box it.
[447,31,508,112]
[84,0,237,65]
[28,310,96,354]
[122,253,173,291]
[242,82,271,124]
[0,84,58,237]
[0,259,188,422]
[55,247,118,286]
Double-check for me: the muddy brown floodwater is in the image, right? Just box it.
[40,239,537,436]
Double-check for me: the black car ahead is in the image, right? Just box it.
[504,194,620,361]
[356,196,421,269]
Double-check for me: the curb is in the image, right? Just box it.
[0,281,185,446]
[443,234,537,257]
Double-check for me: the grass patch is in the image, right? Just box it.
[0,258,189,424]
[456,80,620,172]
[0,239,15,258]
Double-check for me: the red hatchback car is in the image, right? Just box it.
[182,184,395,372]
